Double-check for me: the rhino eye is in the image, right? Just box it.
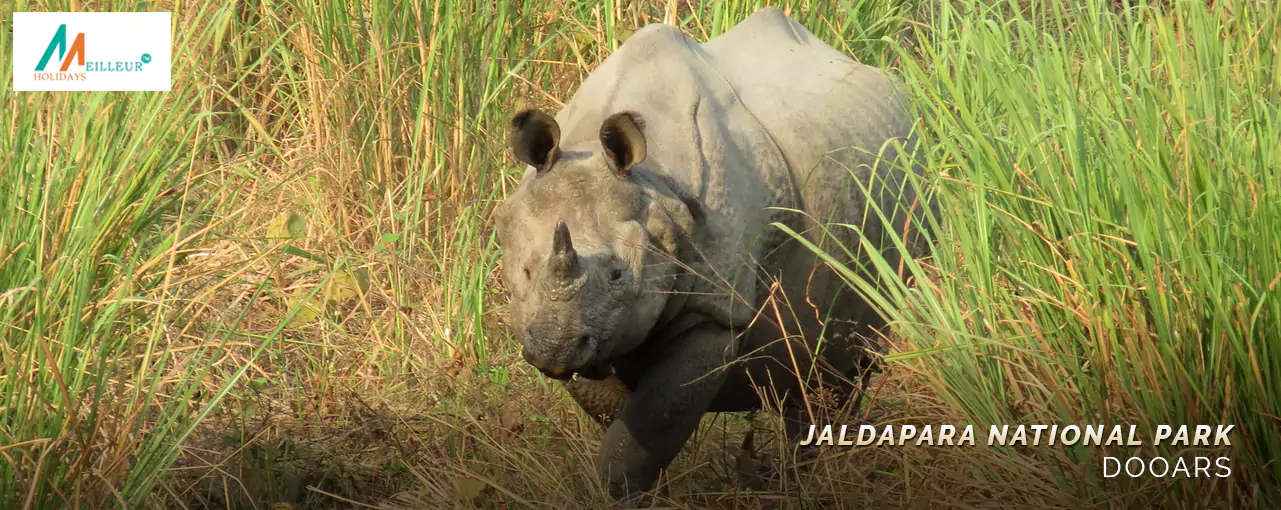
[523,267,531,280]
[609,268,624,281]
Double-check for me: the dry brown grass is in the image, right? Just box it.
[6,0,1270,508]
[154,225,1071,507]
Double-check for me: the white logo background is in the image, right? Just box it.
[12,12,172,92]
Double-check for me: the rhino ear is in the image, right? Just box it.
[509,109,561,172]
[599,112,646,176]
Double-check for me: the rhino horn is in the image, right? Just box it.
[550,219,578,278]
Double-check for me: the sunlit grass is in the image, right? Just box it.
[3,0,1277,507]
[793,0,1280,506]
[0,1,259,507]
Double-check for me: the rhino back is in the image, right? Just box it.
[543,10,928,336]
[700,7,926,254]
[700,8,929,318]
[691,9,931,391]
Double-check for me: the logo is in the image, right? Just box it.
[35,24,86,74]
[13,12,171,92]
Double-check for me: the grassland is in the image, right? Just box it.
[1,0,1278,508]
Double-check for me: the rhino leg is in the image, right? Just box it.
[595,323,731,501]
[784,405,812,443]
[781,354,877,442]
[563,376,631,428]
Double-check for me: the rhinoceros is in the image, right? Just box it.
[493,6,932,501]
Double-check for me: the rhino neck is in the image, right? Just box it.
[629,168,702,334]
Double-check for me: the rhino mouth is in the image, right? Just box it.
[573,361,614,381]
[523,332,612,381]
[538,368,575,381]
[535,359,613,381]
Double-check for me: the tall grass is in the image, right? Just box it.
[4,0,1277,507]
[0,1,257,507]
[3,0,908,507]
[800,0,1279,506]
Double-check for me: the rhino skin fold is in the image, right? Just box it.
[493,7,934,502]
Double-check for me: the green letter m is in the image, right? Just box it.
[35,24,69,72]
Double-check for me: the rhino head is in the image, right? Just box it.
[494,109,684,381]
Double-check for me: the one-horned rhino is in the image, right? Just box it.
[493,7,933,501]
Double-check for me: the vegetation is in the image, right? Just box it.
[790,0,1280,507]
[1,0,1275,508]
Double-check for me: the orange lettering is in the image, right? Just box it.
[59,33,85,72]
